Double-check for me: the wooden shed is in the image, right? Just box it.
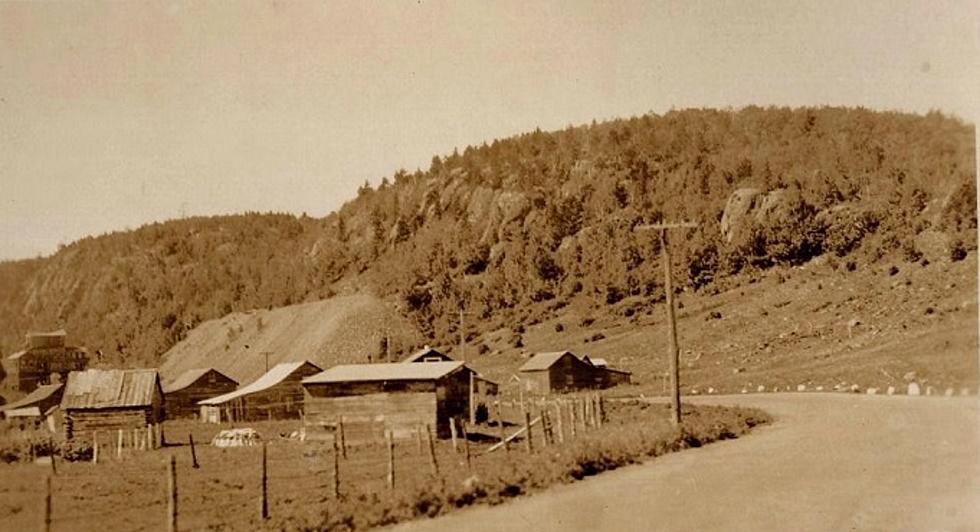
[198,361,321,423]
[0,383,63,419]
[6,330,89,393]
[61,369,164,441]
[518,351,631,394]
[162,368,238,420]
[302,361,475,443]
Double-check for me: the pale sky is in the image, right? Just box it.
[1,0,977,261]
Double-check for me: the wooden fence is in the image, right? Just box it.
[10,393,606,531]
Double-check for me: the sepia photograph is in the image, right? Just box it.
[0,1,977,531]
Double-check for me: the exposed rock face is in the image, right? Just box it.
[914,230,951,263]
[720,188,763,242]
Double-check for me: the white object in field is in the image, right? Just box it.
[211,428,262,448]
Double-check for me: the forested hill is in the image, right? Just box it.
[0,106,975,368]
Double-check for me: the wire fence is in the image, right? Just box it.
[4,393,608,532]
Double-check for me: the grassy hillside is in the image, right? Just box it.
[0,106,975,388]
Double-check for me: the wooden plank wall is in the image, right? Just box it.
[66,408,152,441]
[304,389,437,443]
[165,376,237,419]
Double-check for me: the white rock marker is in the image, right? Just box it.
[797,384,806,392]
[907,382,921,396]
[866,388,878,395]
[926,386,935,396]
[757,385,766,392]
[886,386,895,395]
[944,388,954,397]
[815,386,824,392]
[961,388,971,396]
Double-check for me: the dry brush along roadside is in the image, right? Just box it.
[0,402,769,531]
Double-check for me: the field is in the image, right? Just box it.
[0,400,768,531]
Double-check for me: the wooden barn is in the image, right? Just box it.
[518,351,631,394]
[302,361,475,443]
[197,361,321,423]
[5,330,89,393]
[61,369,164,441]
[162,368,238,419]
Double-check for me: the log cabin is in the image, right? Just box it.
[61,369,164,441]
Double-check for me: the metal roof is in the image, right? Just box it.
[163,368,237,394]
[518,351,584,371]
[3,407,43,418]
[303,361,467,384]
[401,347,453,363]
[199,361,320,405]
[590,358,609,368]
[61,369,160,410]
[0,383,63,411]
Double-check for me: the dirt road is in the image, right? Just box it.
[390,394,980,532]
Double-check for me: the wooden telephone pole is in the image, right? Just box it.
[635,221,698,425]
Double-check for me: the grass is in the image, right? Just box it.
[0,401,770,531]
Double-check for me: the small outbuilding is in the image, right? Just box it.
[0,383,64,419]
[61,369,164,441]
[197,361,321,423]
[518,351,631,394]
[401,347,499,420]
[302,361,476,443]
[162,368,238,420]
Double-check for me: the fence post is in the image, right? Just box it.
[189,434,199,469]
[541,412,551,447]
[568,401,577,438]
[523,412,533,453]
[167,454,177,532]
[42,474,52,532]
[554,402,564,443]
[337,417,347,460]
[117,429,123,459]
[494,402,508,453]
[48,438,57,475]
[331,437,340,499]
[415,423,424,455]
[460,421,472,470]
[92,431,99,464]
[449,418,458,453]
[260,443,268,520]
[147,424,153,450]
[385,429,395,491]
[595,394,606,427]
[425,424,439,476]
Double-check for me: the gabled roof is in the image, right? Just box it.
[303,361,467,384]
[0,383,63,411]
[518,351,588,372]
[163,368,237,394]
[199,361,320,405]
[401,347,454,363]
[62,369,160,410]
[590,358,609,368]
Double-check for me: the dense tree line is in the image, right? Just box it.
[0,107,974,366]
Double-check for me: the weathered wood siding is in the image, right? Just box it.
[304,382,438,443]
[521,370,551,394]
[64,383,164,440]
[303,370,476,443]
[165,372,238,419]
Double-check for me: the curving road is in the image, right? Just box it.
[389,393,980,532]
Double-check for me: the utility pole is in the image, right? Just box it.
[262,351,270,373]
[635,221,698,425]
[459,308,465,360]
